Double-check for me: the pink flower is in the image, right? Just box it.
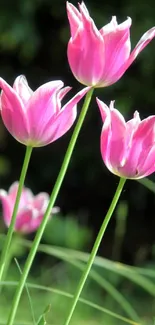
[67,2,155,87]
[97,98,155,179]
[0,182,58,233]
[0,76,89,147]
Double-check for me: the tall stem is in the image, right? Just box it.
[64,177,126,325]
[7,88,94,325]
[0,146,33,282]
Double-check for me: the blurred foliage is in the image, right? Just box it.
[43,214,92,249]
[0,0,155,271]
[0,212,155,324]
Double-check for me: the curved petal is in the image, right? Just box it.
[13,75,33,106]
[97,99,126,172]
[137,145,155,178]
[99,17,131,85]
[127,27,155,68]
[97,97,109,122]
[119,116,155,178]
[25,80,64,143]
[0,191,13,226]
[109,26,155,86]
[67,3,105,86]
[33,193,49,211]
[34,86,90,146]
[66,2,82,39]
[108,108,127,170]
[0,78,30,142]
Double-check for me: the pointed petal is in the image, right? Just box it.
[66,2,82,39]
[99,17,131,84]
[67,3,105,86]
[25,80,64,143]
[108,108,127,169]
[109,27,155,85]
[37,86,90,145]
[13,75,33,106]
[96,98,109,122]
[98,99,127,173]
[120,116,155,178]
[100,16,118,35]
[0,78,30,142]
[128,27,155,67]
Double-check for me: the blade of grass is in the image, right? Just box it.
[0,280,141,325]
[28,244,155,297]
[14,258,36,325]
[1,235,155,278]
[12,238,140,321]
[70,259,140,321]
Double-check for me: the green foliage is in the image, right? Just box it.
[43,214,92,250]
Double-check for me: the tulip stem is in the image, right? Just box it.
[64,177,126,325]
[0,145,33,282]
[6,87,94,325]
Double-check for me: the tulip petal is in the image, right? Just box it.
[98,99,126,173]
[110,27,155,85]
[117,116,155,178]
[24,80,63,144]
[0,78,30,142]
[128,27,155,67]
[67,2,82,39]
[138,145,155,178]
[37,86,90,145]
[67,3,105,86]
[33,193,49,211]
[97,97,109,122]
[99,17,131,85]
[0,190,12,226]
[13,75,33,106]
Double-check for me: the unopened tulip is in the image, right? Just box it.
[67,2,155,87]
[0,182,58,233]
[97,98,155,179]
[0,76,89,146]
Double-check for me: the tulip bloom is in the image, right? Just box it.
[97,98,155,179]
[67,2,155,87]
[0,76,89,147]
[0,182,58,233]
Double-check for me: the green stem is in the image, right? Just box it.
[64,177,126,325]
[6,87,94,325]
[0,146,33,282]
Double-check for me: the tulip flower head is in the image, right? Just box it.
[0,182,58,233]
[97,98,155,179]
[0,76,89,147]
[67,2,155,87]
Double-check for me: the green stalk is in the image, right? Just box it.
[0,146,33,282]
[7,88,94,325]
[64,177,126,325]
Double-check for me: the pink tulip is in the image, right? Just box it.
[0,182,58,233]
[0,76,89,146]
[67,2,155,87]
[97,98,155,179]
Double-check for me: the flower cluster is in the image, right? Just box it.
[0,1,155,233]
